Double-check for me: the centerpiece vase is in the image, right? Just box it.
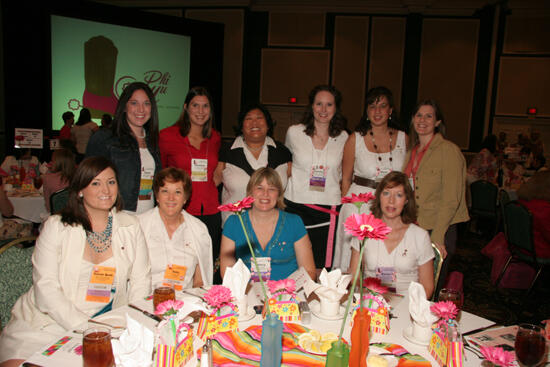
[326,340,350,367]
[349,308,371,367]
[260,313,283,367]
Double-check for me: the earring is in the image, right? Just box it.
[389,115,392,121]
[79,192,83,198]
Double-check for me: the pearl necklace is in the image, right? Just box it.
[86,215,113,253]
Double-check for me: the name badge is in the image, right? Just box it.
[309,165,327,192]
[377,167,392,181]
[163,264,188,291]
[408,177,415,191]
[191,158,208,182]
[86,266,116,303]
[250,256,271,282]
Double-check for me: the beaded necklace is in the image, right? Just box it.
[370,129,393,179]
[86,215,113,253]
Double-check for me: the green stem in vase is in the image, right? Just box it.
[237,212,270,314]
[337,239,367,341]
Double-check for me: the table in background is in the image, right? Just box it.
[25,290,495,367]
[7,192,48,223]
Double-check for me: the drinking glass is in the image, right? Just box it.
[83,327,114,367]
[514,323,546,367]
[438,288,463,309]
[153,283,175,311]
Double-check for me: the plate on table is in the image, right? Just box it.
[309,300,347,321]
[238,306,256,322]
[366,346,399,367]
[296,330,340,356]
[402,326,430,346]
[74,314,126,338]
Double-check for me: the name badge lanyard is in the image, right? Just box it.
[309,140,329,191]
[186,138,209,182]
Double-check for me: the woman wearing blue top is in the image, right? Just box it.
[220,167,316,281]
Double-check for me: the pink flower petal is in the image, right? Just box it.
[363,277,389,295]
[480,346,516,366]
[218,197,255,213]
[203,285,233,308]
[344,213,392,241]
[430,301,458,320]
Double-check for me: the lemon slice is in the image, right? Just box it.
[309,330,321,340]
[320,341,333,353]
[310,341,322,353]
[321,332,338,342]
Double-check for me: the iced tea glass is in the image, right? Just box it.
[153,283,175,311]
[82,326,114,367]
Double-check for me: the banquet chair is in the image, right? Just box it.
[469,180,498,237]
[495,201,550,295]
[0,237,36,329]
[50,187,69,214]
[431,243,443,301]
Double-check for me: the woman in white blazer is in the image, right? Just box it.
[0,157,151,366]
[139,167,213,289]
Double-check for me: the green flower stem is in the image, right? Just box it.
[237,212,270,314]
[337,239,366,341]
[170,319,177,345]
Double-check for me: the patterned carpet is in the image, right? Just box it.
[449,224,550,326]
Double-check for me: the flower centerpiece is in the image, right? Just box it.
[267,279,300,322]
[480,346,515,367]
[153,299,194,366]
[428,301,462,366]
[197,285,239,341]
[353,277,391,335]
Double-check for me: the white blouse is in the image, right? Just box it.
[284,124,348,205]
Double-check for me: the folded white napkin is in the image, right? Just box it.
[111,314,154,367]
[222,259,250,302]
[408,282,438,327]
[304,268,352,302]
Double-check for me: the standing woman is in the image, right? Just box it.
[333,86,407,272]
[86,82,161,214]
[71,108,99,162]
[284,85,348,270]
[159,87,221,264]
[403,99,469,292]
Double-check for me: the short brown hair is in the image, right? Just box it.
[153,167,192,201]
[371,171,417,224]
[246,167,285,209]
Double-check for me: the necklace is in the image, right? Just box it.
[370,129,393,163]
[86,215,113,253]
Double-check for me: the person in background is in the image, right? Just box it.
[71,108,99,162]
[220,167,316,281]
[59,111,74,140]
[139,168,213,288]
[0,179,14,218]
[0,157,151,366]
[0,149,40,175]
[159,87,221,270]
[216,103,291,226]
[403,99,469,294]
[41,148,76,213]
[334,86,407,272]
[348,172,434,298]
[101,114,113,129]
[467,134,498,185]
[284,85,348,270]
[86,82,161,214]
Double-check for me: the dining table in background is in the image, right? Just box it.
[7,190,48,223]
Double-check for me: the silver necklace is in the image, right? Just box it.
[86,215,113,253]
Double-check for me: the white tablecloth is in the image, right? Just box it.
[7,195,48,223]
[25,290,495,366]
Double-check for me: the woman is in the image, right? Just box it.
[284,85,348,269]
[403,100,469,292]
[159,87,221,256]
[0,157,151,366]
[138,168,213,289]
[467,134,498,185]
[220,167,316,281]
[41,148,76,212]
[71,108,99,161]
[86,82,161,214]
[348,172,434,298]
[216,103,291,226]
[333,86,407,272]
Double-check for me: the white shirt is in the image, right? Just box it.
[284,124,348,205]
[135,148,155,214]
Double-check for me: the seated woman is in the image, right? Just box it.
[41,148,76,212]
[138,167,213,288]
[467,134,498,185]
[220,167,316,281]
[348,171,434,298]
[0,157,151,366]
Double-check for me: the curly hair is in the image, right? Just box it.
[300,85,347,138]
[355,86,401,135]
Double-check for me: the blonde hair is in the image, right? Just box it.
[246,167,286,209]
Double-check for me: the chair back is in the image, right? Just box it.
[503,201,535,262]
[498,189,511,235]
[470,180,498,216]
[432,243,444,299]
[0,238,35,328]
[50,187,69,214]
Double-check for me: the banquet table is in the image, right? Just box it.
[24,286,497,367]
[7,191,48,223]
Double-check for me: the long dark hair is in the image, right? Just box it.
[176,86,214,139]
[371,171,417,224]
[111,82,159,150]
[300,85,347,138]
[76,108,92,126]
[356,86,400,135]
[408,99,446,148]
[61,156,123,231]
[51,149,76,184]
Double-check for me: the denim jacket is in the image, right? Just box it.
[86,129,161,211]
